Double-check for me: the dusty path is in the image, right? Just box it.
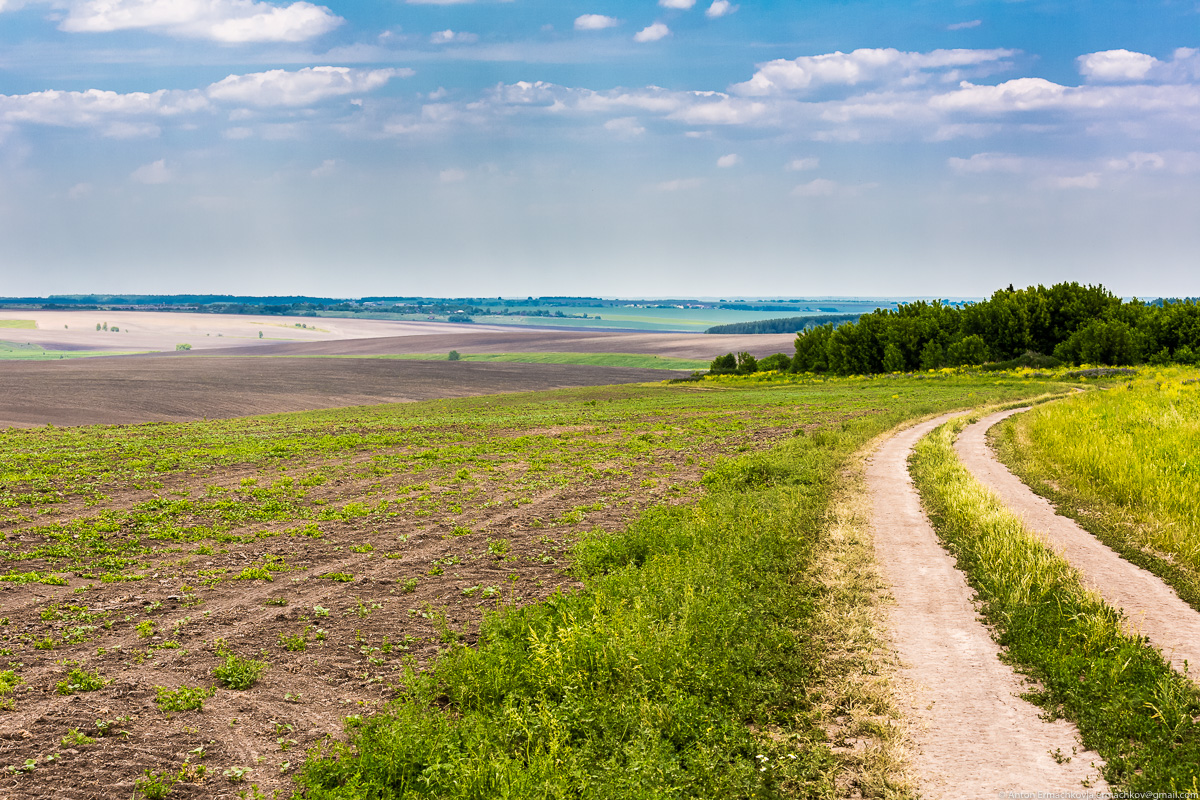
[957,409,1200,677]
[868,414,1105,797]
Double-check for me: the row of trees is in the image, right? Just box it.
[786,283,1200,374]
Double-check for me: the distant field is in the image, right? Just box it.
[0,319,36,329]
[278,352,710,370]
[0,340,136,360]
[313,305,883,333]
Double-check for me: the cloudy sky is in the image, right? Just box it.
[1,0,1197,298]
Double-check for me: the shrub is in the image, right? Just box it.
[448,350,461,361]
[175,343,192,351]
[56,667,107,695]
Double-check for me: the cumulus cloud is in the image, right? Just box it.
[131,159,172,184]
[791,178,840,197]
[430,29,478,44]
[1078,49,1159,82]
[705,1,736,18]
[786,157,819,171]
[603,117,645,137]
[575,14,618,30]
[1106,151,1166,171]
[733,47,1016,95]
[634,22,670,42]
[716,153,741,167]
[206,67,407,107]
[60,0,342,43]
[659,0,694,8]
[0,88,208,127]
[947,152,1028,174]
[947,20,981,31]
[310,158,337,176]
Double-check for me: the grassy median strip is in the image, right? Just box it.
[911,417,1200,791]
[991,368,1200,612]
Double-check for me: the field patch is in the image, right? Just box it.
[350,352,708,369]
[0,340,138,360]
[0,320,36,329]
[0,374,1065,798]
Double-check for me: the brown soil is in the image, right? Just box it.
[957,409,1200,677]
[0,412,786,798]
[195,329,798,360]
[0,358,668,428]
[867,414,1106,797]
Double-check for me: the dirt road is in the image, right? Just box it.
[957,409,1200,677]
[867,415,1105,797]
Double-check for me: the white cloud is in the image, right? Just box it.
[439,168,467,182]
[1048,172,1101,189]
[131,159,172,184]
[734,47,1016,95]
[207,67,407,107]
[930,78,1067,113]
[430,29,478,44]
[67,182,92,200]
[102,120,161,138]
[0,88,209,127]
[653,177,704,191]
[1105,152,1166,171]
[1078,49,1159,82]
[603,117,645,137]
[947,19,981,31]
[634,22,670,42]
[947,152,1028,174]
[575,14,619,30]
[705,1,736,18]
[223,126,254,139]
[659,0,694,7]
[60,0,342,43]
[716,153,741,167]
[786,157,819,171]
[310,158,337,176]
[792,178,840,197]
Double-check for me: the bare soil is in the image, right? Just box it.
[958,408,1200,677]
[0,412,788,798]
[867,414,1106,798]
[0,358,667,428]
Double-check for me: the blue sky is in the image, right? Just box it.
[1,0,1197,298]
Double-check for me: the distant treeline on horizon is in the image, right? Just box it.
[784,283,1200,373]
[705,314,863,335]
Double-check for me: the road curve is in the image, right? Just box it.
[957,408,1200,678]
[868,414,1105,798]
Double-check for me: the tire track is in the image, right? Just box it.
[956,408,1200,678]
[867,414,1105,798]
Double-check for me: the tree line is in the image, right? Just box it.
[705,313,861,335]
[710,283,1200,375]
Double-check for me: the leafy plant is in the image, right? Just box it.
[56,666,107,695]
[155,684,213,712]
[213,647,269,690]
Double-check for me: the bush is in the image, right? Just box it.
[735,351,759,374]
[757,352,792,372]
[175,343,192,351]
[448,350,461,361]
[708,352,737,375]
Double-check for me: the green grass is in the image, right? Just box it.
[993,367,1200,611]
[0,320,36,329]
[0,340,138,360]
[911,414,1200,791]
[293,378,1069,799]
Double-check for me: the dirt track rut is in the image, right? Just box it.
[867,414,1105,797]
[957,408,1200,678]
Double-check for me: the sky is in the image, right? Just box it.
[0,0,1197,299]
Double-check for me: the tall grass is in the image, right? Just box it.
[993,368,1200,608]
[912,417,1200,791]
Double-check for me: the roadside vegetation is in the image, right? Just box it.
[0,372,1063,797]
[911,414,1200,791]
[992,368,1200,611]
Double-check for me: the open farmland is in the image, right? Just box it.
[0,373,1063,799]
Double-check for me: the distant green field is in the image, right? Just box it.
[0,340,136,360]
[0,320,36,329]
[387,352,709,369]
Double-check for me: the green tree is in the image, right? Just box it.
[735,352,759,374]
[708,353,737,375]
[946,334,990,366]
[448,350,461,361]
[882,343,906,372]
[758,353,791,372]
[919,341,945,370]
